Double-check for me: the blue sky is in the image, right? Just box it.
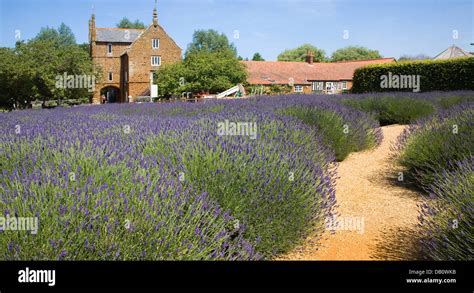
[0,0,473,60]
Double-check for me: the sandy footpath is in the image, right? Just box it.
[281,125,421,260]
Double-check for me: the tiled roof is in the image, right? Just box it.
[433,45,474,60]
[243,58,396,85]
[96,28,145,43]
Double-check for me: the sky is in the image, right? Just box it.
[0,0,473,60]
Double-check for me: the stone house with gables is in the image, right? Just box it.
[89,5,181,104]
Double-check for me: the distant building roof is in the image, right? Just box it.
[243,58,396,85]
[95,28,145,43]
[433,45,474,60]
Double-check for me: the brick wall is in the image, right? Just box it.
[90,21,182,103]
[91,42,131,103]
[125,24,182,102]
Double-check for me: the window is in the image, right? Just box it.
[107,43,112,55]
[108,72,113,81]
[151,56,161,66]
[152,39,160,49]
[312,82,323,91]
[342,81,348,90]
[326,82,334,91]
[294,85,303,93]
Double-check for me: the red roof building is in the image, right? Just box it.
[242,57,395,94]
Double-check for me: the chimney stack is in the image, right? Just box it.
[89,13,96,57]
[306,50,314,64]
[153,0,158,27]
[89,14,96,43]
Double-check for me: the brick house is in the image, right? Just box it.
[89,5,181,104]
[243,54,395,94]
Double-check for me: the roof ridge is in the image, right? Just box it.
[96,27,146,31]
[243,57,395,64]
[331,57,396,63]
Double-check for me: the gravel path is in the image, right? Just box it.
[281,125,422,260]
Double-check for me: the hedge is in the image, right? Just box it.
[352,57,474,93]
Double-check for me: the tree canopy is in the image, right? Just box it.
[277,44,326,62]
[0,23,98,110]
[398,54,431,62]
[116,17,146,29]
[155,50,247,97]
[330,46,382,62]
[252,53,265,61]
[34,22,76,46]
[186,29,237,57]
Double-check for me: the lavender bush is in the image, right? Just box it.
[392,102,473,260]
[0,108,258,260]
[418,156,473,260]
[394,103,474,189]
[1,95,352,259]
[338,91,474,125]
[278,103,381,161]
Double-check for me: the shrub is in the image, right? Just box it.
[341,96,435,125]
[0,98,338,259]
[394,103,474,189]
[143,106,336,257]
[418,156,474,260]
[0,108,258,260]
[436,95,474,109]
[352,57,474,93]
[280,106,380,161]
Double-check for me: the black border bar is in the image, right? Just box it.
[0,261,471,290]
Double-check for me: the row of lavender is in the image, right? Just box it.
[0,96,382,260]
[394,103,473,260]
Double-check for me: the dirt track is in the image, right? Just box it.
[281,125,422,260]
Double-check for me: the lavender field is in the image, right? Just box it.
[0,93,472,260]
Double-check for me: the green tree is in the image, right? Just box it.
[156,50,247,97]
[78,43,90,54]
[35,23,76,46]
[252,53,265,61]
[330,46,382,62]
[277,44,326,62]
[0,24,98,110]
[153,62,187,97]
[17,39,97,105]
[57,23,77,45]
[398,54,431,62]
[0,46,35,109]
[116,17,146,29]
[186,29,237,57]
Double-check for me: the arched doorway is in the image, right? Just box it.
[100,86,121,103]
